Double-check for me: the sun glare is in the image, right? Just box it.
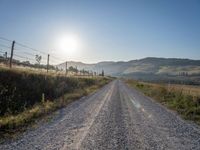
[56,34,80,57]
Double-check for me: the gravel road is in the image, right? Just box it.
[1,80,200,150]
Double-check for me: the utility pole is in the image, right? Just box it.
[47,54,50,73]
[9,41,15,68]
[65,61,68,75]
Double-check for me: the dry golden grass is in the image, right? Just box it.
[169,84,200,97]
[0,65,111,140]
[0,63,103,78]
[139,81,200,97]
[126,79,200,125]
[0,79,110,140]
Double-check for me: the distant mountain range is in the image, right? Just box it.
[57,57,200,84]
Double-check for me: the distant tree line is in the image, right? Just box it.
[0,54,105,76]
[67,66,104,76]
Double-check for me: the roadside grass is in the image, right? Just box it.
[0,66,112,140]
[126,79,200,125]
[168,84,200,97]
[0,78,111,141]
[0,67,110,116]
[0,89,84,131]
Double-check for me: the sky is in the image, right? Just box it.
[0,0,200,63]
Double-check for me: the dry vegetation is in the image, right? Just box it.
[138,82,200,97]
[168,84,200,97]
[126,79,200,125]
[0,67,111,139]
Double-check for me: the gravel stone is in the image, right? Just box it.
[1,80,200,150]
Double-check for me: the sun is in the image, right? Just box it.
[56,34,80,56]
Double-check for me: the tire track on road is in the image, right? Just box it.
[62,81,115,150]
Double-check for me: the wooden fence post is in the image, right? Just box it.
[47,54,50,73]
[9,41,15,68]
[65,61,68,76]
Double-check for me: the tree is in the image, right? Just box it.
[22,61,30,65]
[3,52,7,59]
[68,66,78,72]
[35,55,42,65]
[102,70,104,76]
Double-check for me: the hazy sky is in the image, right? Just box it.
[0,0,200,63]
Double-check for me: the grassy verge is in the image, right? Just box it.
[0,69,111,140]
[126,79,200,125]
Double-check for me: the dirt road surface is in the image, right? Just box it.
[1,80,200,150]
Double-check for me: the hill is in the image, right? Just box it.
[57,57,200,84]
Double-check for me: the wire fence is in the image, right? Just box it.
[0,37,101,77]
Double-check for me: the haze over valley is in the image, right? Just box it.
[58,57,200,84]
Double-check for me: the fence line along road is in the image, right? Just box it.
[0,37,103,77]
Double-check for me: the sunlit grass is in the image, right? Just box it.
[0,79,110,140]
[126,79,200,125]
[0,65,112,140]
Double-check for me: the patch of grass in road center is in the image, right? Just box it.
[126,79,200,125]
